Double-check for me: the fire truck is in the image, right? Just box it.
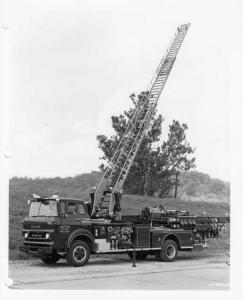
[20,24,229,267]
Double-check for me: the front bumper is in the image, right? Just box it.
[20,242,54,256]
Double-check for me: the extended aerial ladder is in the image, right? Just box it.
[91,23,191,218]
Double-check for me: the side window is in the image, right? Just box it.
[78,203,86,215]
[67,202,77,216]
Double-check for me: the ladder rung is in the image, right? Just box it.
[156,78,166,82]
[174,37,183,42]
[173,41,183,46]
[171,45,181,49]
[153,83,164,87]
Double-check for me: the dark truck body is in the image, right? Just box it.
[20,197,229,266]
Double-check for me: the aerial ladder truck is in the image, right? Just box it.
[21,24,230,267]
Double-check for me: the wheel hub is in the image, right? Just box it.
[73,246,86,262]
[166,245,176,258]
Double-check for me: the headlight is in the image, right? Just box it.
[24,232,29,238]
[45,233,50,239]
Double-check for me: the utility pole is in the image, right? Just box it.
[174,172,179,199]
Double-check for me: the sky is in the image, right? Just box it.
[2,0,242,181]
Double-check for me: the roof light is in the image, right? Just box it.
[51,195,60,201]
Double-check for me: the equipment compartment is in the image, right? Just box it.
[134,226,150,248]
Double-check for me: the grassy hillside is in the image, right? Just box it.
[9,171,230,206]
[9,171,101,205]
[178,171,230,202]
[9,192,230,260]
[121,194,230,216]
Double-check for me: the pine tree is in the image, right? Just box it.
[97,92,196,197]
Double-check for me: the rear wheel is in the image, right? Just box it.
[41,253,60,264]
[155,239,178,262]
[128,251,148,260]
[66,240,90,267]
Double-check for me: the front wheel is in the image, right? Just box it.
[155,239,178,262]
[66,240,90,267]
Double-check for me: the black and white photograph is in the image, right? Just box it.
[0,0,242,297]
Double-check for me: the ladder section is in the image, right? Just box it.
[91,23,190,217]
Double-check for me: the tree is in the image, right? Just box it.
[160,120,196,198]
[97,92,196,197]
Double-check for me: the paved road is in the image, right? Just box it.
[8,252,229,290]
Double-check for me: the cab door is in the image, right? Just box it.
[77,203,91,226]
[61,201,81,226]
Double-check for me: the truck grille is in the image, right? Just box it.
[23,229,54,242]
[29,232,45,239]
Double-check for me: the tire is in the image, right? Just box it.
[155,239,178,262]
[66,240,90,267]
[41,253,60,264]
[128,251,148,260]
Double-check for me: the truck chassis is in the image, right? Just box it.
[21,197,229,267]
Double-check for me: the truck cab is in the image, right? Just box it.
[21,196,95,266]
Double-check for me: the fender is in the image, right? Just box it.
[161,233,181,248]
[67,229,95,249]
[161,231,193,249]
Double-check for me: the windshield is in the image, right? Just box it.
[29,200,58,217]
